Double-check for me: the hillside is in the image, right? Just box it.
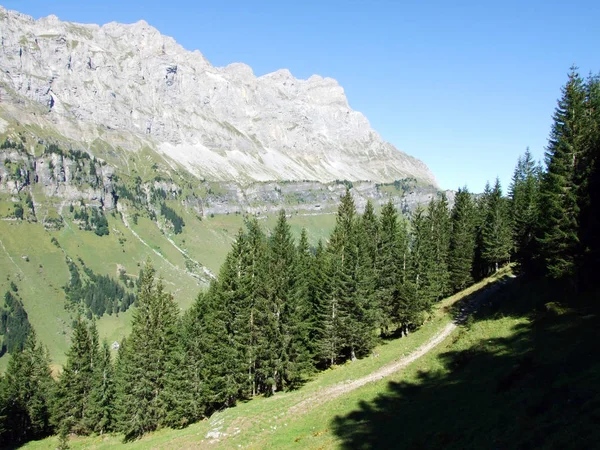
[23,269,600,449]
[0,5,447,370]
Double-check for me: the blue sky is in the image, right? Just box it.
[4,0,599,192]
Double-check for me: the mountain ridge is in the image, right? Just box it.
[0,6,437,186]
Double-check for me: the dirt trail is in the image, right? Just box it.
[287,276,514,416]
[208,275,515,444]
[287,322,456,416]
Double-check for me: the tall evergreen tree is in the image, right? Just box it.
[86,340,115,434]
[0,330,54,446]
[449,187,477,292]
[408,206,437,319]
[232,219,272,396]
[538,68,586,280]
[578,74,600,283]
[509,149,541,274]
[322,189,357,364]
[427,195,451,299]
[481,178,512,273]
[115,261,180,440]
[53,318,96,435]
[267,210,310,392]
[287,228,320,384]
[376,201,403,334]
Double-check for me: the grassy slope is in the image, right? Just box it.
[24,270,519,449]
[0,200,336,369]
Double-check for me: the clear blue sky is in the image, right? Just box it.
[4,0,599,192]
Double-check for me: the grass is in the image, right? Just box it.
[0,187,337,371]
[23,270,515,449]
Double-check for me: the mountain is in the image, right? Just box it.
[0,6,436,186]
[0,7,445,369]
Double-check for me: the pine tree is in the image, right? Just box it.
[162,315,197,429]
[578,74,600,284]
[287,228,320,385]
[53,317,95,435]
[86,340,115,434]
[473,182,492,280]
[322,189,357,364]
[538,67,586,280]
[376,201,404,334]
[114,261,180,440]
[231,219,272,396]
[360,200,379,268]
[266,210,300,392]
[310,239,329,367]
[0,330,54,446]
[509,149,541,274]
[449,187,477,292]
[408,206,437,319]
[428,195,451,299]
[481,178,512,273]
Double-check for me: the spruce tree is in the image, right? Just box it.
[53,317,96,435]
[0,330,54,445]
[578,74,600,284]
[473,182,492,280]
[287,228,319,385]
[538,67,586,280]
[376,201,403,334]
[114,261,180,440]
[86,340,115,434]
[322,189,357,364]
[509,149,541,274]
[408,206,436,319]
[449,187,477,292]
[266,210,300,392]
[481,178,512,273]
[232,219,272,396]
[428,195,451,299]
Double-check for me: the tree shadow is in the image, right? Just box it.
[331,281,600,449]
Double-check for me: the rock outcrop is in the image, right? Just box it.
[0,7,437,186]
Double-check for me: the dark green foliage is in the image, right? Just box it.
[376,201,410,334]
[86,340,115,434]
[449,188,477,292]
[63,259,134,317]
[322,189,358,364]
[480,179,512,273]
[90,208,109,236]
[427,195,452,299]
[160,202,185,234]
[294,230,326,369]
[509,149,541,273]
[0,290,32,354]
[1,138,25,151]
[52,319,97,435]
[115,261,181,440]
[538,68,586,280]
[407,207,437,318]
[321,189,379,363]
[73,205,109,236]
[579,75,600,284]
[0,331,54,446]
[14,203,24,219]
[267,210,313,390]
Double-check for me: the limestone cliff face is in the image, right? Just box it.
[0,7,437,186]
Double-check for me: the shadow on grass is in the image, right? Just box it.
[331,279,600,449]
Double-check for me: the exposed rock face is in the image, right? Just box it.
[0,149,116,209]
[0,7,437,186]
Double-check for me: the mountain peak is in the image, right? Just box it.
[0,8,437,186]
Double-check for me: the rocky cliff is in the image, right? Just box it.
[0,7,437,186]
